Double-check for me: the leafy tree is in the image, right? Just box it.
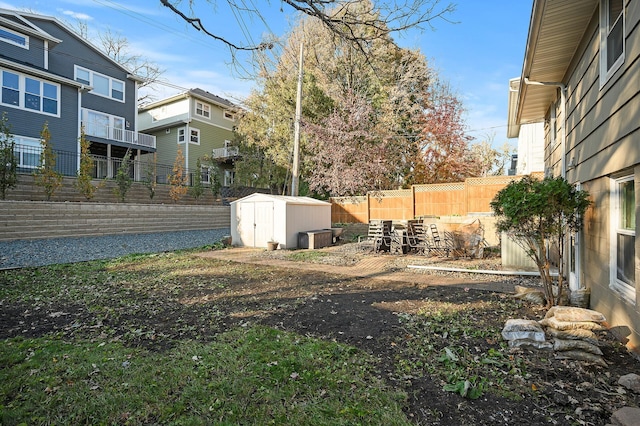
[491,176,591,307]
[470,136,517,177]
[236,7,445,195]
[113,149,132,202]
[409,80,479,184]
[74,126,100,200]
[168,148,188,203]
[190,157,204,203]
[305,90,392,196]
[0,113,17,200]
[33,122,62,201]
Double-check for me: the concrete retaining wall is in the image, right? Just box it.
[0,201,230,241]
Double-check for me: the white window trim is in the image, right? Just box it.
[189,128,200,145]
[201,165,211,184]
[74,65,125,103]
[177,128,186,144]
[609,174,636,304]
[599,0,625,87]
[0,25,29,49]
[224,169,235,186]
[195,101,210,118]
[81,108,126,140]
[1,68,60,117]
[13,136,41,169]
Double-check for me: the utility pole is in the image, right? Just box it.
[291,42,303,196]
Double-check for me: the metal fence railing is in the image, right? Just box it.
[12,144,209,186]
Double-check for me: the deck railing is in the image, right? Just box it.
[84,125,156,149]
[211,146,239,159]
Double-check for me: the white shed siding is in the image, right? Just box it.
[231,194,331,248]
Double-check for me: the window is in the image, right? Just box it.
[81,109,125,141]
[74,66,125,102]
[0,26,28,48]
[178,128,185,144]
[195,101,210,118]
[112,80,124,101]
[2,70,19,106]
[224,170,235,186]
[611,175,636,303]
[223,110,234,120]
[201,166,211,184]
[600,0,625,85]
[190,128,200,144]
[13,136,41,169]
[1,69,59,116]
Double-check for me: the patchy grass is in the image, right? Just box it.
[285,250,330,262]
[1,327,409,425]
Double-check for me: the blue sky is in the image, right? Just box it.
[3,0,532,145]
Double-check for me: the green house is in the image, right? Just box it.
[138,88,239,186]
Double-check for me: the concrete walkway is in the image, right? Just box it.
[197,247,521,294]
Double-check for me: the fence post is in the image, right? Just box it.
[411,185,416,219]
[366,192,371,223]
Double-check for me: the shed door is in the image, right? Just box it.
[253,201,274,247]
[239,201,274,247]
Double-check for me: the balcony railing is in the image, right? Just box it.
[211,146,239,159]
[84,124,156,149]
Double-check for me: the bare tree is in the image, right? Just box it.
[160,0,455,56]
[98,30,165,105]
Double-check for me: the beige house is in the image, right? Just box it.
[508,0,639,352]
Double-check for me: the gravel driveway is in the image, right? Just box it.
[0,229,230,269]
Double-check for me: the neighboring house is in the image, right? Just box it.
[507,78,545,176]
[0,9,155,178]
[508,0,639,351]
[138,88,238,186]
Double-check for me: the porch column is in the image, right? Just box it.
[134,149,141,182]
[107,144,113,179]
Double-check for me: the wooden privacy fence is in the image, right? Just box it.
[331,174,540,223]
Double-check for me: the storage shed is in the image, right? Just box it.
[230,194,332,249]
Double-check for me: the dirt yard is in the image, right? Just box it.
[2,242,639,425]
[196,243,640,425]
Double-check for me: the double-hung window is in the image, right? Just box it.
[600,0,625,85]
[611,174,636,303]
[178,128,185,144]
[75,66,125,102]
[190,128,200,144]
[195,101,210,118]
[201,166,211,184]
[1,69,59,116]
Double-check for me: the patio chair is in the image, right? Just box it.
[359,220,392,252]
[426,224,452,256]
[406,220,429,254]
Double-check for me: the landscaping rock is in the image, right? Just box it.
[618,373,640,394]
[610,406,640,426]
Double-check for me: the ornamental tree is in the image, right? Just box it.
[0,113,17,200]
[490,176,591,306]
[74,126,100,200]
[33,122,62,201]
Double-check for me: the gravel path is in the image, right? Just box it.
[0,229,230,269]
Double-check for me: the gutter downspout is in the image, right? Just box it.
[523,78,567,179]
[523,78,573,292]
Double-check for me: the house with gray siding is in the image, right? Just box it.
[508,0,640,352]
[0,9,155,178]
[138,88,239,186]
